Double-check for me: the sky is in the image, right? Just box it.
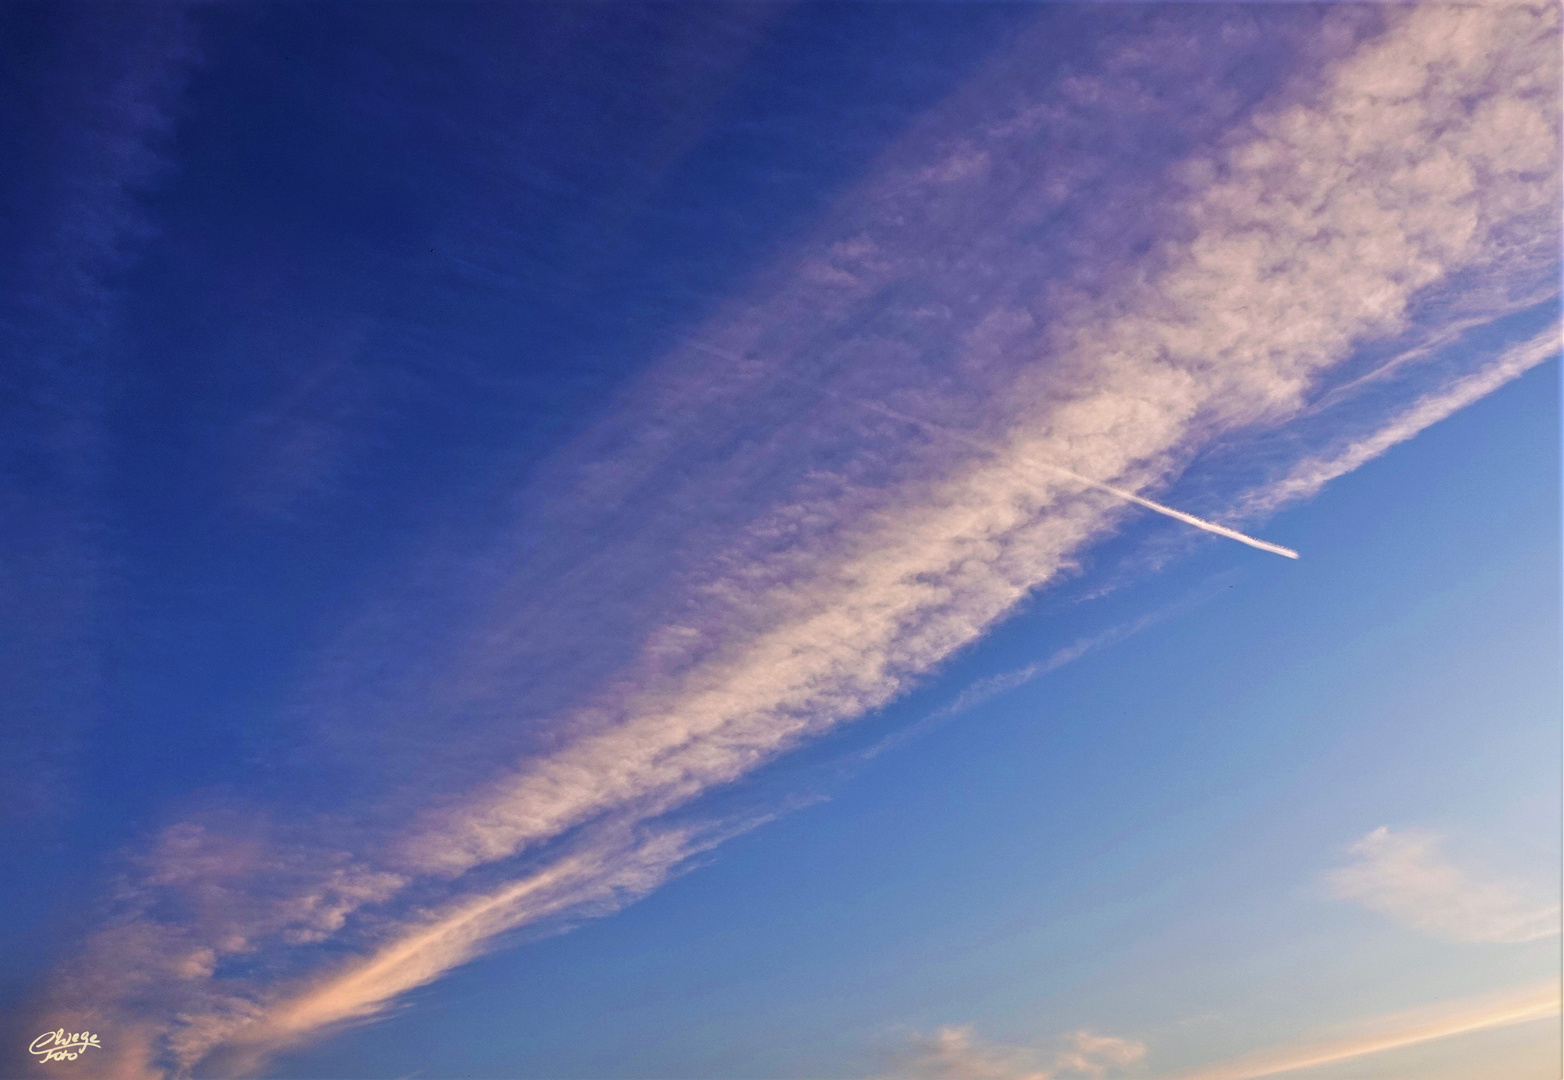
[0,3,1559,1079]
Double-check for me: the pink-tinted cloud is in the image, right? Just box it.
[1329,826,1560,945]
[26,7,1560,1077]
[1159,981,1561,1080]
[891,1024,1146,1080]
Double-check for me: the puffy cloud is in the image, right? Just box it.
[892,1025,1145,1080]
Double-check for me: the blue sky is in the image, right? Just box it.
[0,5,1559,1079]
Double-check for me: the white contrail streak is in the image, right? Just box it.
[819,379,1300,560]
[1040,463,1300,560]
[697,344,1298,559]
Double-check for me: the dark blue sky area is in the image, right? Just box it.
[4,2,1042,831]
[2,0,1070,1009]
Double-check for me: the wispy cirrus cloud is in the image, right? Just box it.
[1234,319,1561,521]
[1159,981,1561,1080]
[891,1024,1146,1080]
[25,6,1561,1077]
[1328,826,1560,945]
[927,573,1237,728]
[161,819,752,1079]
[395,1,1559,885]
[0,6,201,823]
[855,584,1221,765]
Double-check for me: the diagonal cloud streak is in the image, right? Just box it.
[165,821,752,1077]
[1234,318,1562,520]
[817,386,1300,559]
[29,6,1561,1077]
[855,576,1237,767]
[394,1,1555,885]
[1159,981,1562,1080]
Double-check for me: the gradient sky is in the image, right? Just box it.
[0,4,1559,1080]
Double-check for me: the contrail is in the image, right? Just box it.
[1048,464,1300,559]
[699,343,1299,560]
[850,394,1299,559]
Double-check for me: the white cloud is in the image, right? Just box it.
[1235,319,1561,520]
[397,1,1561,884]
[164,825,717,1074]
[1328,826,1560,944]
[893,1025,1146,1080]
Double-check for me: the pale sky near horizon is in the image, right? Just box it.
[0,4,1558,1080]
